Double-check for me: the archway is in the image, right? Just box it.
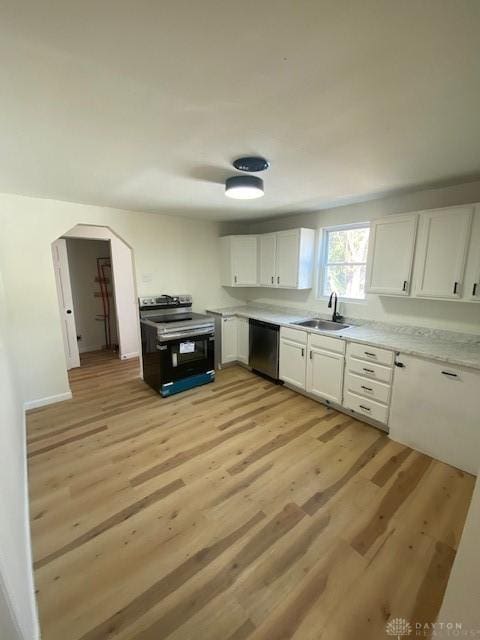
[52,224,140,373]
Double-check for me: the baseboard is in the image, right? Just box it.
[22,411,41,640]
[120,351,139,360]
[24,391,72,411]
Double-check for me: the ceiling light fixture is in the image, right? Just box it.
[225,175,264,200]
[225,156,269,199]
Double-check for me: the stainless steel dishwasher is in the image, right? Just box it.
[249,319,280,381]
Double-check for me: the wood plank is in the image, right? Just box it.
[26,352,475,640]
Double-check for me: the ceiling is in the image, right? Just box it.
[1,1,480,221]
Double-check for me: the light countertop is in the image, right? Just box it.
[207,304,480,371]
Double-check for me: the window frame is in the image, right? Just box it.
[317,222,371,303]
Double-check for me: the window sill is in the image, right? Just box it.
[316,295,368,306]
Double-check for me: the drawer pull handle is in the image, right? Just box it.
[453,281,458,294]
[271,276,274,284]
[441,371,458,378]
[309,350,313,359]
[359,405,371,412]
[363,367,374,373]
[402,280,408,291]
[301,348,305,357]
[234,275,238,284]
[361,385,373,392]
[277,276,280,284]
[364,351,376,357]
[473,283,478,296]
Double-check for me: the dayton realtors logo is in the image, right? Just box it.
[386,618,412,639]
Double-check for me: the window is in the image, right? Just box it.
[319,223,370,299]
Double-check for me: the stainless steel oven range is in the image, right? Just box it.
[139,294,215,397]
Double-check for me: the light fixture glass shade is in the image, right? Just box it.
[225,175,264,199]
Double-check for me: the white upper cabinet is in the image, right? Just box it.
[413,206,473,299]
[258,233,277,286]
[220,235,258,286]
[366,214,418,295]
[258,228,315,289]
[463,205,480,301]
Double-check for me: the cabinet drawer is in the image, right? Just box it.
[344,391,389,424]
[346,355,393,384]
[309,333,345,355]
[347,342,394,367]
[344,372,390,404]
[280,326,308,345]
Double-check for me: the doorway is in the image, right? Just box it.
[52,224,140,372]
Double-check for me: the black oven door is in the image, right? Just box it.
[157,330,215,385]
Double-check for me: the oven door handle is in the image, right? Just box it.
[157,327,215,342]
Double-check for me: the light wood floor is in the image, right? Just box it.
[27,350,475,640]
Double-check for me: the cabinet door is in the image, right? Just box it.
[258,233,277,286]
[389,354,480,474]
[306,347,344,403]
[221,317,237,363]
[276,230,299,288]
[463,207,480,301]
[236,317,249,364]
[231,236,258,286]
[414,207,472,299]
[366,214,417,295]
[279,338,306,389]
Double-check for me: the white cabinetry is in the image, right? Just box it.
[221,316,238,364]
[306,334,345,403]
[343,343,394,428]
[220,235,258,286]
[366,214,418,295]
[257,228,315,289]
[279,327,307,389]
[236,316,249,365]
[413,206,473,299]
[464,206,480,301]
[258,233,277,286]
[279,328,345,403]
[389,354,480,474]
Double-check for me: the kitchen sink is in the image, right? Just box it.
[293,319,350,331]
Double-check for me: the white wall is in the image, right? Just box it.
[229,180,480,334]
[66,239,116,353]
[0,193,243,406]
[0,272,38,640]
[437,475,480,635]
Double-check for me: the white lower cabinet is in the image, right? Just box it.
[279,328,345,402]
[279,335,307,389]
[306,333,345,403]
[343,343,394,428]
[221,316,238,364]
[236,316,249,365]
[389,354,480,474]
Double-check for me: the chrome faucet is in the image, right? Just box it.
[328,291,343,323]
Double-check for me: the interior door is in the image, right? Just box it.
[414,207,472,299]
[52,238,80,369]
[275,230,299,288]
[366,215,418,295]
[258,233,277,286]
